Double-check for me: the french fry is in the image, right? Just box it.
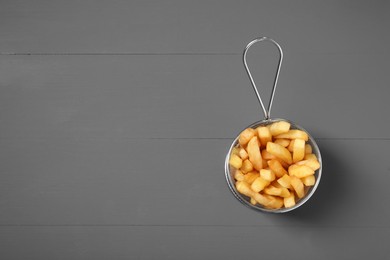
[269,121,291,136]
[296,159,320,171]
[293,139,305,163]
[232,147,240,155]
[251,176,270,192]
[266,142,293,164]
[247,136,263,170]
[239,128,255,146]
[239,148,248,160]
[284,193,296,208]
[274,138,290,147]
[244,171,260,184]
[262,159,268,168]
[275,130,309,141]
[287,139,295,152]
[261,149,276,160]
[289,164,314,178]
[305,144,312,154]
[257,126,272,147]
[229,154,242,169]
[268,159,288,177]
[264,185,290,198]
[277,174,292,189]
[260,169,276,182]
[234,170,245,181]
[250,197,257,205]
[302,175,316,186]
[236,181,271,206]
[290,176,305,198]
[241,159,254,173]
[263,195,284,209]
[304,153,318,161]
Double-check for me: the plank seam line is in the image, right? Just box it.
[0,52,239,56]
[0,224,388,229]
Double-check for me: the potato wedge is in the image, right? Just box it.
[274,138,290,147]
[269,121,291,136]
[289,164,314,178]
[290,176,305,198]
[229,154,242,169]
[251,176,270,192]
[275,129,309,141]
[268,159,288,178]
[293,139,305,163]
[260,169,276,182]
[239,128,255,146]
[266,142,293,164]
[247,136,263,170]
[257,126,272,147]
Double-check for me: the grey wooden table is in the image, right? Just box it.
[1,1,389,259]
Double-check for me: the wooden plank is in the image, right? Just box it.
[0,54,389,139]
[0,226,388,259]
[0,0,389,54]
[0,139,389,227]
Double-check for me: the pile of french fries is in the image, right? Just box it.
[229,121,320,210]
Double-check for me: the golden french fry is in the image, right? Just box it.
[247,136,263,170]
[296,159,320,171]
[304,153,318,161]
[260,169,275,182]
[289,164,314,178]
[262,159,268,168]
[261,149,276,160]
[229,154,242,169]
[239,128,255,146]
[236,181,271,207]
[275,130,309,141]
[293,139,305,163]
[284,193,296,208]
[264,185,290,198]
[269,121,291,136]
[231,147,240,155]
[277,174,292,189]
[234,170,245,181]
[238,148,248,160]
[290,176,305,198]
[268,159,288,178]
[241,159,253,173]
[266,142,293,164]
[244,171,260,184]
[302,175,316,186]
[305,144,312,154]
[250,197,257,205]
[251,176,270,192]
[257,126,272,147]
[287,139,295,152]
[274,138,290,147]
[263,195,284,209]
